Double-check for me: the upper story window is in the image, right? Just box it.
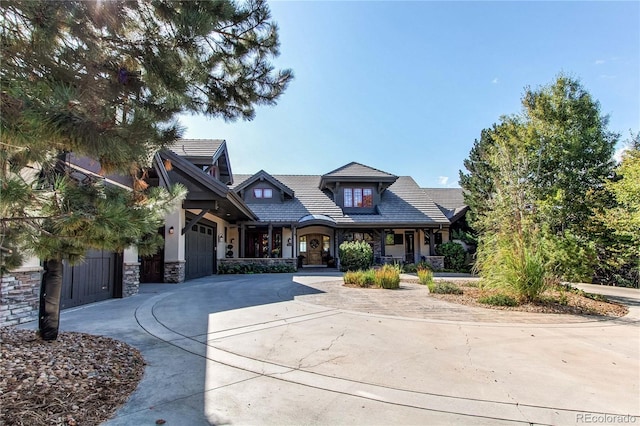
[254,188,273,198]
[344,188,373,208]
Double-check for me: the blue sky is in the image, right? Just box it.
[181,1,640,188]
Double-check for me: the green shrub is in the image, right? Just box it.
[218,262,296,274]
[435,241,468,272]
[344,269,375,287]
[416,260,433,271]
[403,263,417,273]
[374,264,400,289]
[478,293,518,306]
[451,228,478,245]
[417,268,433,286]
[429,281,463,294]
[475,231,550,302]
[339,240,373,272]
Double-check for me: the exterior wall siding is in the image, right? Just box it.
[0,267,42,327]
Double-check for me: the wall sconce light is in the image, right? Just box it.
[287,238,292,246]
[168,226,175,235]
[218,234,224,242]
[230,238,235,244]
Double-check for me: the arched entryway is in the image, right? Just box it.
[299,234,331,266]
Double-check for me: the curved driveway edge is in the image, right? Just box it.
[53,273,640,425]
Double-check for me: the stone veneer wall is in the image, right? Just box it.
[123,262,140,297]
[424,256,445,270]
[164,261,186,283]
[0,267,43,327]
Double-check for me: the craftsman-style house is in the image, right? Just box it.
[1,139,467,326]
[146,139,468,282]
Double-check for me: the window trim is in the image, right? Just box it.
[253,188,273,199]
[344,187,373,208]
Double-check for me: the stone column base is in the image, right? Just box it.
[164,261,186,283]
[1,267,43,327]
[123,262,140,297]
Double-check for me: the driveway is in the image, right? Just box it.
[52,273,639,425]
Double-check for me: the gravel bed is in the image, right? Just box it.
[0,328,144,426]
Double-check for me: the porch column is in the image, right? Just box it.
[291,225,296,258]
[429,228,435,256]
[240,224,245,258]
[267,224,273,258]
[381,230,386,257]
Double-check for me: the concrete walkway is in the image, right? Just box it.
[41,273,640,425]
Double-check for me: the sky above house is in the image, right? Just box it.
[181,1,640,188]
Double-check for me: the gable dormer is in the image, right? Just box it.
[167,139,234,185]
[319,162,398,214]
[234,170,295,203]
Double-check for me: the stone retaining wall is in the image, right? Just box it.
[424,256,445,270]
[0,267,42,327]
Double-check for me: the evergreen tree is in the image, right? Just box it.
[1,0,292,340]
[459,125,499,230]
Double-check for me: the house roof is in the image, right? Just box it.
[233,173,450,227]
[322,162,397,179]
[166,139,233,185]
[423,188,468,222]
[167,139,225,158]
[233,170,295,199]
[319,162,398,192]
[155,150,256,222]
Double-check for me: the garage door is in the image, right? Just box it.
[61,249,118,309]
[185,223,216,280]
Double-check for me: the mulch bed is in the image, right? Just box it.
[0,328,145,426]
[407,279,629,317]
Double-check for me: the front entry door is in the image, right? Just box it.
[306,234,323,265]
[405,231,415,263]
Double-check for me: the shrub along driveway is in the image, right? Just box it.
[55,273,639,425]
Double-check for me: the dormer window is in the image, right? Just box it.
[254,188,273,199]
[344,188,373,208]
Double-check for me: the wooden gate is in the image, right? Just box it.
[61,250,118,309]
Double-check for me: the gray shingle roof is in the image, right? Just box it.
[322,162,396,179]
[233,174,450,226]
[167,139,225,159]
[423,188,467,220]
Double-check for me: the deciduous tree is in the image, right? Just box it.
[461,75,618,284]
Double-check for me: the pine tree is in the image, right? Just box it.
[1,0,293,340]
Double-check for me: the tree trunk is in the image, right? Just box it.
[39,258,63,341]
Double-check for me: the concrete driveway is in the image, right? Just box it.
[52,273,639,425]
